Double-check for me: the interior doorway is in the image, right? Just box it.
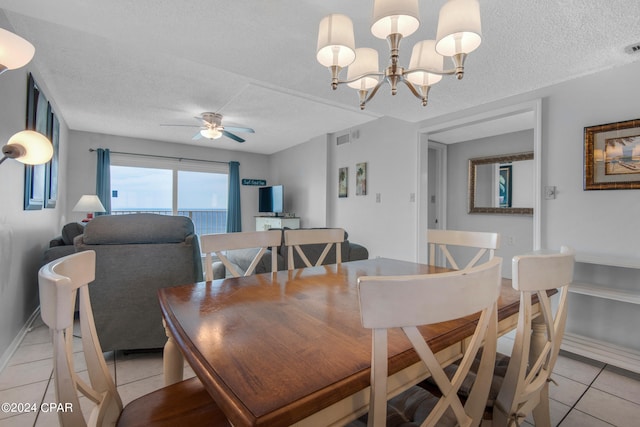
[416,100,543,264]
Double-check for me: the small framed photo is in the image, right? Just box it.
[584,118,640,190]
[356,162,367,196]
[338,167,348,198]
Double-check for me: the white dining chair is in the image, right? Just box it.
[427,229,500,270]
[283,228,345,270]
[432,247,575,427]
[492,247,575,427]
[38,250,230,427]
[201,230,282,279]
[350,257,503,427]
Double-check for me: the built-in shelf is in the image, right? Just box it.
[569,253,640,305]
[575,252,640,269]
[562,253,640,373]
[569,282,640,305]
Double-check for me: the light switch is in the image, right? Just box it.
[544,186,557,200]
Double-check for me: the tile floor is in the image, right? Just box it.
[1,318,639,426]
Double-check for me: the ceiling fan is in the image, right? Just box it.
[161,112,255,143]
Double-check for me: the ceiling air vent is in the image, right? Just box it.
[624,42,640,54]
[336,133,350,145]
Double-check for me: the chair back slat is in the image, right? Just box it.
[284,228,344,270]
[201,230,282,279]
[428,229,500,270]
[358,257,503,427]
[39,250,123,427]
[493,246,574,426]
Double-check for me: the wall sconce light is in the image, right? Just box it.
[0,130,53,166]
[73,195,106,222]
[0,27,35,75]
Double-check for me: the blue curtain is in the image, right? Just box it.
[95,148,111,215]
[226,161,241,232]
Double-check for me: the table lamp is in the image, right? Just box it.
[73,195,106,222]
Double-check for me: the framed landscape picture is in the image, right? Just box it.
[584,118,640,190]
[338,167,348,198]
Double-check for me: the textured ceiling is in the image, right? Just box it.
[1,1,639,154]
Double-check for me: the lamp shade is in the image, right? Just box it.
[0,27,35,72]
[3,130,53,165]
[407,40,444,87]
[435,0,482,56]
[73,195,106,213]
[200,128,222,139]
[371,0,420,39]
[316,14,356,68]
[347,48,379,90]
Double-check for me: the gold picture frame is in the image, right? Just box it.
[584,119,640,190]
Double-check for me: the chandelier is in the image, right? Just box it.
[316,0,482,110]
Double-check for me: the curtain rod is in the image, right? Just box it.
[89,148,231,165]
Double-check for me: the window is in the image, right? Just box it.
[110,156,228,235]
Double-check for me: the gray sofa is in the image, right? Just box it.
[43,222,85,264]
[74,214,203,351]
[214,228,368,278]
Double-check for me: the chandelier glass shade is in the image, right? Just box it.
[316,0,482,109]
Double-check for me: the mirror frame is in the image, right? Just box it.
[468,151,534,215]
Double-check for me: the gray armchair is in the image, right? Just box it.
[74,213,203,351]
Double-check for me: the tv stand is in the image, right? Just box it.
[255,216,300,231]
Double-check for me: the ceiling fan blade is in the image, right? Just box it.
[224,125,255,133]
[192,132,203,140]
[160,123,201,128]
[223,130,245,143]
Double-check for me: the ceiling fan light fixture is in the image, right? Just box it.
[200,128,222,140]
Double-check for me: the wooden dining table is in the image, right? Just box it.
[158,257,527,427]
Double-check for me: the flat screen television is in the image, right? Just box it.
[258,185,284,214]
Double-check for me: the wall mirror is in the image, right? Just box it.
[468,152,534,215]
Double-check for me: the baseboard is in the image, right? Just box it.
[562,332,640,374]
[0,307,41,375]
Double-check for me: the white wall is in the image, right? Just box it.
[539,62,640,256]
[446,130,534,277]
[67,131,270,232]
[0,13,68,366]
[269,135,328,228]
[326,117,420,260]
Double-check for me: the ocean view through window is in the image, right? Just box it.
[110,164,228,235]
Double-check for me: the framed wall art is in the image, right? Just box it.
[584,118,640,190]
[338,167,348,198]
[356,162,367,195]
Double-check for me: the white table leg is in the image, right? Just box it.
[163,318,184,386]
